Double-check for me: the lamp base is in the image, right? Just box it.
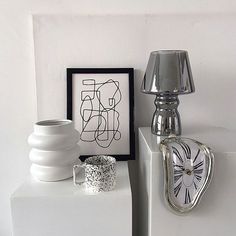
[151,95,181,136]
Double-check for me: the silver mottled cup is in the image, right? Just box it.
[73,155,116,193]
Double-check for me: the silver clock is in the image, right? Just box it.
[160,137,214,214]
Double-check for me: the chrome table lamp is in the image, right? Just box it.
[141,50,195,136]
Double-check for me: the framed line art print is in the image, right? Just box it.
[67,68,135,161]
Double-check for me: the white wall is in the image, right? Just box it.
[33,14,236,130]
[1,1,236,235]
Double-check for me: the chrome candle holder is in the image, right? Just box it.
[141,50,195,136]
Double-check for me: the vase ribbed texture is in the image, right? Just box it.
[28,120,80,181]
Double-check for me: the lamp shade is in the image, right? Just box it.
[141,50,195,95]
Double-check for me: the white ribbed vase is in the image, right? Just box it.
[28,119,80,181]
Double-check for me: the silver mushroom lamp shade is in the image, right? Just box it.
[141,50,195,136]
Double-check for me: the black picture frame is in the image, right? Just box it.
[67,68,135,161]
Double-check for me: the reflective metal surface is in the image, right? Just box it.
[151,95,181,136]
[160,136,214,214]
[141,50,195,95]
[141,50,195,136]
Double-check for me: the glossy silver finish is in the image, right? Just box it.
[151,95,181,136]
[141,50,195,95]
[160,136,214,214]
[141,50,195,136]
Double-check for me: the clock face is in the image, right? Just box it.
[160,137,214,213]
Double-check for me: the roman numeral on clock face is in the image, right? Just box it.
[180,142,191,159]
[193,149,200,163]
[174,169,183,175]
[184,188,191,204]
[173,146,184,163]
[174,167,183,183]
[174,164,184,170]
[194,161,204,170]
[174,174,182,183]
[195,174,202,182]
[174,181,182,197]
[194,168,203,174]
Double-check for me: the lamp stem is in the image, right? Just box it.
[151,95,181,136]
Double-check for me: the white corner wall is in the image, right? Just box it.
[1,1,236,235]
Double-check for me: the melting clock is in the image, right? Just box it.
[160,137,214,214]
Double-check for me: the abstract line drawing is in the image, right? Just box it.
[80,78,122,148]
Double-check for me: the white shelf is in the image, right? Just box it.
[11,162,132,236]
[138,126,236,236]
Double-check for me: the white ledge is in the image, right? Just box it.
[11,162,132,236]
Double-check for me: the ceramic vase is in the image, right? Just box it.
[28,119,80,181]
